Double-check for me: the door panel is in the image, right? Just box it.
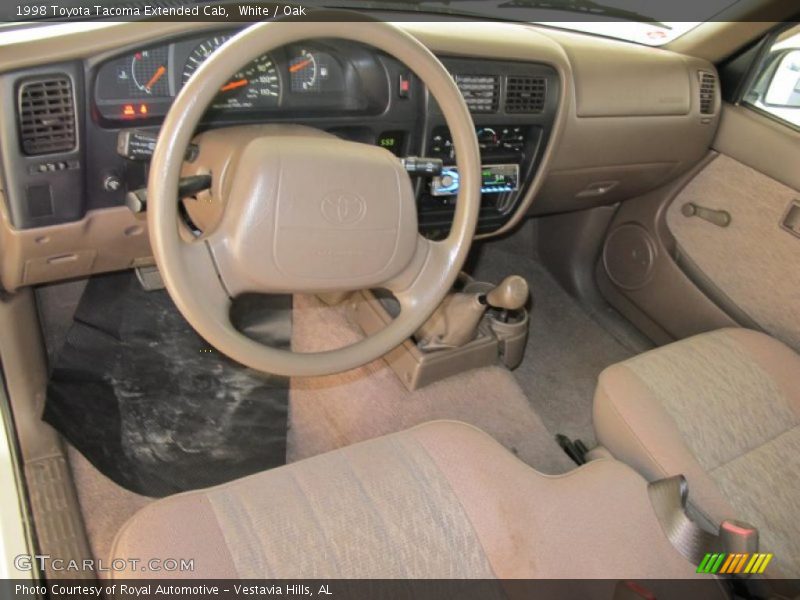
[714,104,800,192]
[596,101,800,351]
[666,147,800,350]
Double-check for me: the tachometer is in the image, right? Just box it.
[182,35,281,109]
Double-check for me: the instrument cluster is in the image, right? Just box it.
[94,32,352,122]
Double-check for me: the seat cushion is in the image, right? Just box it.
[111,421,699,580]
[594,328,800,577]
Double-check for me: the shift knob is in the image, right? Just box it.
[485,275,529,311]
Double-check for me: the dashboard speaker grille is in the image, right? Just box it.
[698,71,716,115]
[505,76,546,113]
[453,74,499,113]
[18,75,76,156]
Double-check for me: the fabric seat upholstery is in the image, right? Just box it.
[594,328,800,578]
[112,421,700,580]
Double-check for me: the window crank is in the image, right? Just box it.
[681,202,731,228]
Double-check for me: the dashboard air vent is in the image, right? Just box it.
[698,71,716,115]
[17,75,76,156]
[454,74,499,113]
[505,76,546,113]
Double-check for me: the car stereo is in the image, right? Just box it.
[430,164,520,197]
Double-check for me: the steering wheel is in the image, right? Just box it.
[148,18,481,377]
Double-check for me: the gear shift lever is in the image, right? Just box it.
[415,275,529,349]
[482,275,529,312]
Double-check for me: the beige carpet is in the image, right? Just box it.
[288,294,574,474]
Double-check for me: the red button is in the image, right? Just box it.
[398,74,410,98]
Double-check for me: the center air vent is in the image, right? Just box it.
[17,75,76,156]
[698,71,717,115]
[454,74,499,113]
[505,76,546,113]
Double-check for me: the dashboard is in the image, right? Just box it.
[0,19,720,292]
[0,27,561,243]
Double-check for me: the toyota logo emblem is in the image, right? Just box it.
[320,191,367,226]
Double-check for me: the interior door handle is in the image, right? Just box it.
[681,202,731,228]
[781,200,800,239]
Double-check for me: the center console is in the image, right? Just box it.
[417,58,559,238]
[351,273,531,391]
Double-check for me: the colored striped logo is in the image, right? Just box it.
[697,553,773,574]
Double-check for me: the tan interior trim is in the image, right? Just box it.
[665,0,791,63]
[552,32,692,118]
[666,21,777,63]
[0,200,152,292]
[713,103,800,192]
[0,289,59,460]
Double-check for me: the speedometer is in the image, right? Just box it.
[182,35,281,109]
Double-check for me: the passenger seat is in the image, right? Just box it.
[594,328,800,578]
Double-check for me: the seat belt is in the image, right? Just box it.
[647,475,759,568]
[609,476,762,600]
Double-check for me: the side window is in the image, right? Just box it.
[743,24,800,128]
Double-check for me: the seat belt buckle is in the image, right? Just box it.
[719,520,758,555]
[648,475,762,578]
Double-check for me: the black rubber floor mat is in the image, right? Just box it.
[44,271,291,497]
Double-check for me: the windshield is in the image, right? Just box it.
[413,0,740,45]
[533,21,704,46]
[0,0,741,46]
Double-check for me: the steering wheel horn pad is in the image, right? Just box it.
[205,133,418,296]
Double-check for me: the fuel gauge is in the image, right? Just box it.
[289,49,319,92]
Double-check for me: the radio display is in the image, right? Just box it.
[430,164,519,197]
